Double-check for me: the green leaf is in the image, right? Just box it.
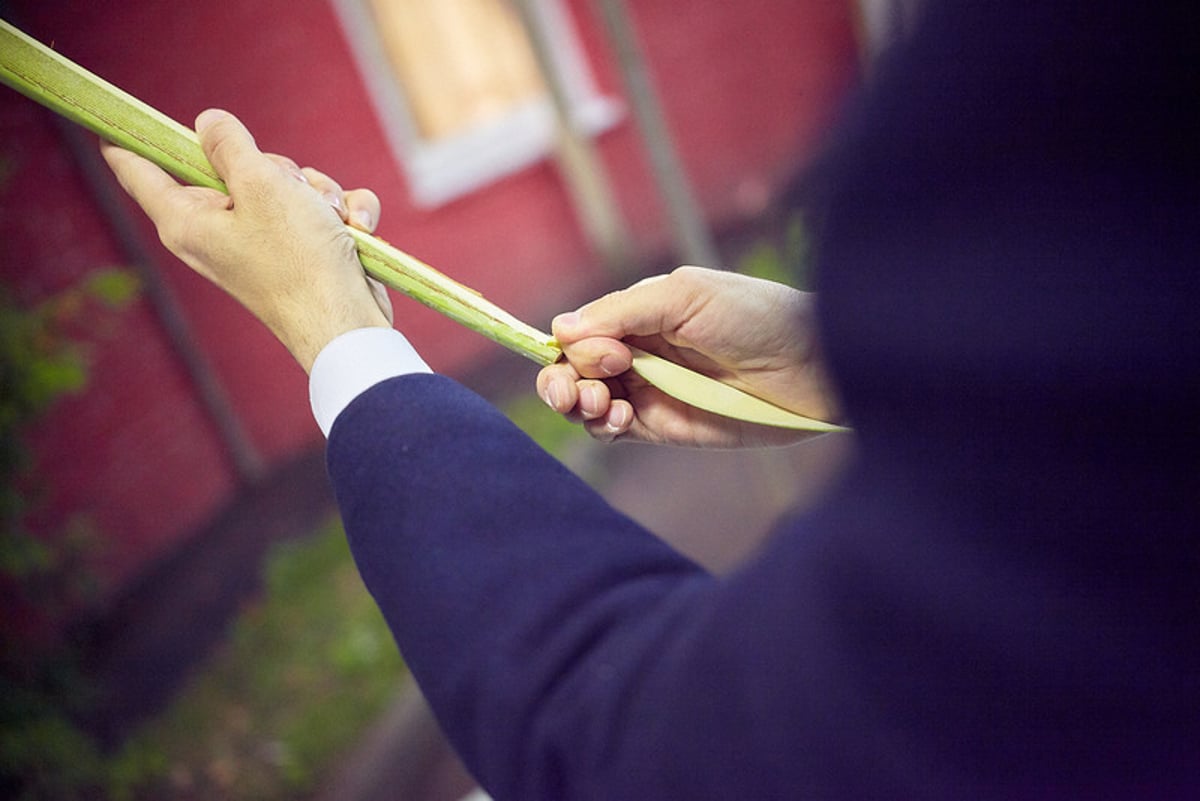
[82,269,140,307]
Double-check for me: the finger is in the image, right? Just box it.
[299,166,346,219]
[101,140,223,223]
[194,109,271,193]
[583,399,634,443]
[551,272,689,346]
[536,361,581,414]
[557,335,633,380]
[344,188,381,233]
[575,379,611,421]
[265,153,309,184]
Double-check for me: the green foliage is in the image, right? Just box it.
[503,392,589,459]
[3,518,406,800]
[0,296,84,438]
[0,270,137,800]
[0,710,103,801]
[735,212,814,290]
[2,268,403,799]
[1,268,139,626]
[78,270,140,308]
[0,267,140,491]
[110,520,406,800]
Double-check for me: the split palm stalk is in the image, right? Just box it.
[0,18,559,365]
[0,18,846,433]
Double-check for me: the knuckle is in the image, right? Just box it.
[204,132,235,170]
[671,264,703,283]
[156,214,194,253]
[303,167,339,195]
[670,264,717,294]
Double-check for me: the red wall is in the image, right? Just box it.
[0,94,237,588]
[1,0,859,594]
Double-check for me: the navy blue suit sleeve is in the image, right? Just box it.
[326,2,1199,798]
[328,372,1199,800]
[327,375,893,799]
[327,374,702,798]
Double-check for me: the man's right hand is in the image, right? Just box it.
[536,266,841,448]
[102,109,392,373]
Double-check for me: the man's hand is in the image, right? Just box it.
[536,266,841,448]
[101,108,391,372]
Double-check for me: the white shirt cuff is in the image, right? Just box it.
[309,327,432,437]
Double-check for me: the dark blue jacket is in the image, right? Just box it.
[329,3,1198,798]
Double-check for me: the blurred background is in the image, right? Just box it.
[0,1,913,798]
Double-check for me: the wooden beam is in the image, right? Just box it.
[590,0,719,268]
[514,0,634,278]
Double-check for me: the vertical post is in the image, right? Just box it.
[513,0,633,278]
[591,0,719,268]
[54,115,266,486]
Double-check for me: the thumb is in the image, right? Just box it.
[194,109,265,191]
[553,273,695,346]
[551,272,706,380]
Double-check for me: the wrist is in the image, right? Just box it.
[309,327,433,436]
[284,311,393,374]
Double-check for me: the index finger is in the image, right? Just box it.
[100,140,226,223]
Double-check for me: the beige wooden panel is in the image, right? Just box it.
[368,0,546,139]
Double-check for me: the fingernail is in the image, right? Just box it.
[599,353,625,377]
[606,405,629,433]
[195,108,225,133]
[581,385,599,417]
[351,208,373,231]
[543,381,560,411]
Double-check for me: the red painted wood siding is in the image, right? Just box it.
[0,0,859,593]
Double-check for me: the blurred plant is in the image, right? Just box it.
[108,520,405,801]
[735,211,814,290]
[1,268,139,635]
[0,268,139,800]
[0,136,139,638]
[0,263,407,800]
